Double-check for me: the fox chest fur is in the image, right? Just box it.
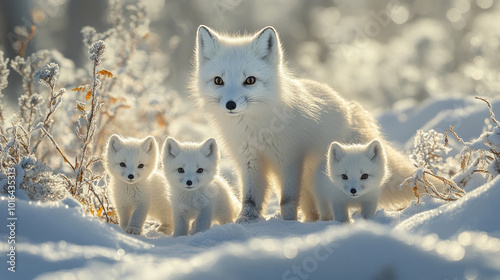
[110,179,151,208]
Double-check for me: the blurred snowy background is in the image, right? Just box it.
[1,0,500,279]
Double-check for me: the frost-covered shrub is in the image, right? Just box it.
[400,97,499,204]
[446,97,500,187]
[0,51,9,134]
[0,48,68,202]
[0,156,66,201]
[410,129,451,175]
[1,1,182,224]
[74,1,180,154]
[401,129,465,203]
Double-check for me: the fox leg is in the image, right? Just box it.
[192,205,213,234]
[316,197,333,221]
[236,159,267,223]
[361,192,380,219]
[117,204,132,232]
[300,166,319,221]
[157,203,173,235]
[173,211,189,237]
[126,204,149,235]
[280,162,303,221]
[332,202,350,223]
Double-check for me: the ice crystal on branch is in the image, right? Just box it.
[81,27,115,50]
[410,129,451,173]
[400,129,465,203]
[0,51,9,92]
[89,40,107,66]
[0,155,66,201]
[33,62,59,88]
[0,51,9,130]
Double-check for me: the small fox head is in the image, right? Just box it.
[327,140,389,197]
[162,137,219,191]
[105,135,158,184]
[193,25,284,116]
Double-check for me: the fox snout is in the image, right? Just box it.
[220,98,247,114]
[122,172,138,183]
[182,178,199,190]
[345,185,364,197]
[226,101,236,110]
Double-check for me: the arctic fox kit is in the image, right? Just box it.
[314,140,389,223]
[162,137,239,237]
[105,135,172,235]
[192,25,421,222]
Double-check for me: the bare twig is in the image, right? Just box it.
[444,125,466,146]
[475,96,500,126]
[18,25,36,58]
[40,126,75,171]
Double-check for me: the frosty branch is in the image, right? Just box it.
[445,97,500,187]
[400,129,465,203]
[41,40,114,222]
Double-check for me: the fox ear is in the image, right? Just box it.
[201,138,218,159]
[366,140,384,162]
[142,136,157,154]
[328,142,345,163]
[252,26,282,64]
[108,134,123,153]
[164,137,180,159]
[197,25,220,62]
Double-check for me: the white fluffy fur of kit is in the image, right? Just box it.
[105,134,173,235]
[162,137,240,236]
[314,140,389,223]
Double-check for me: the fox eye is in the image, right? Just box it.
[196,168,204,173]
[361,174,369,180]
[177,168,185,173]
[341,174,348,180]
[244,76,256,85]
[119,162,126,167]
[214,76,224,86]
[138,164,144,169]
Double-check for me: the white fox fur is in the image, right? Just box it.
[314,140,390,223]
[105,135,173,235]
[191,25,421,222]
[162,137,239,237]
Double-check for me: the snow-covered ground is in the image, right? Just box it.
[1,96,500,280]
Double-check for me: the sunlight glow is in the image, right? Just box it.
[390,5,410,24]
[283,244,298,259]
[421,234,439,251]
[447,241,465,261]
[458,232,472,246]
[476,0,493,9]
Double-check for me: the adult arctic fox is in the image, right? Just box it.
[162,137,239,237]
[192,25,420,222]
[313,140,390,223]
[105,135,173,235]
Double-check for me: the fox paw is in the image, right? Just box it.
[158,224,171,235]
[235,214,260,224]
[125,227,141,235]
[236,205,260,223]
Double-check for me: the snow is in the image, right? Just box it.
[396,176,500,239]
[1,97,500,279]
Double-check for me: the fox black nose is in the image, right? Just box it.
[226,101,236,110]
[128,174,134,180]
[350,188,357,194]
[186,180,192,186]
